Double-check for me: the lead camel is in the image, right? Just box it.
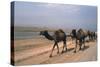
[40,29,67,57]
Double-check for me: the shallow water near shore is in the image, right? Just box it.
[14,31,69,40]
[14,31,40,40]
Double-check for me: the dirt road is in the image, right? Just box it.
[14,39,97,66]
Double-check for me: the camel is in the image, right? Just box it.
[88,30,97,41]
[70,29,76,44]
[40,29,67,57]
[71,29,89,53]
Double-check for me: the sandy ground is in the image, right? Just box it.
[13,37,97,66]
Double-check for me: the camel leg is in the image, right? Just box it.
[56,44,59,54]
[64,40,67,52]
[62,44,65,53]
[74,39,77,53]
[71,38,73,44]
[72,38,74,44]
[79,43,82,50]
[49,42,56,57]
[83,39,85,48]
[79,39,82,50]
[62,40,67,53]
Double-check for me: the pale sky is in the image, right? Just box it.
[13,1,97,31]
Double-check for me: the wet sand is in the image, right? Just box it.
[13,37,97,66]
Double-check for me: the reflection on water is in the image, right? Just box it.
[14,31,53,40]
[14,31,39,40]
[14,31,69,40]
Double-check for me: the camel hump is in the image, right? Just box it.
[78,29,89,36]
[58,29,65,33]
[78,28,84,33]
[54,29,66,38]
[78,28,83,32]
[55,29,65,34]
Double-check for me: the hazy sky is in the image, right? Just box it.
[14,1,97,31]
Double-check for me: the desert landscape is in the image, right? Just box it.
[11,1,97,66]
[13,33,97,66]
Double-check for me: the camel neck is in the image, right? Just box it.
[44,32,54,40]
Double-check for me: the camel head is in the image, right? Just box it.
[71,29,76,37]
[72,29,76,33]
[40,30,48,35]
[78,28,83,33]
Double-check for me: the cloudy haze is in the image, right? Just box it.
[13,1,97,31]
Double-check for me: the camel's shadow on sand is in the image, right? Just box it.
[63,45,89,53]
[40,45,90,64]
[51,45,89,58]
[81,45,89,51]
[61,48,74,53]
